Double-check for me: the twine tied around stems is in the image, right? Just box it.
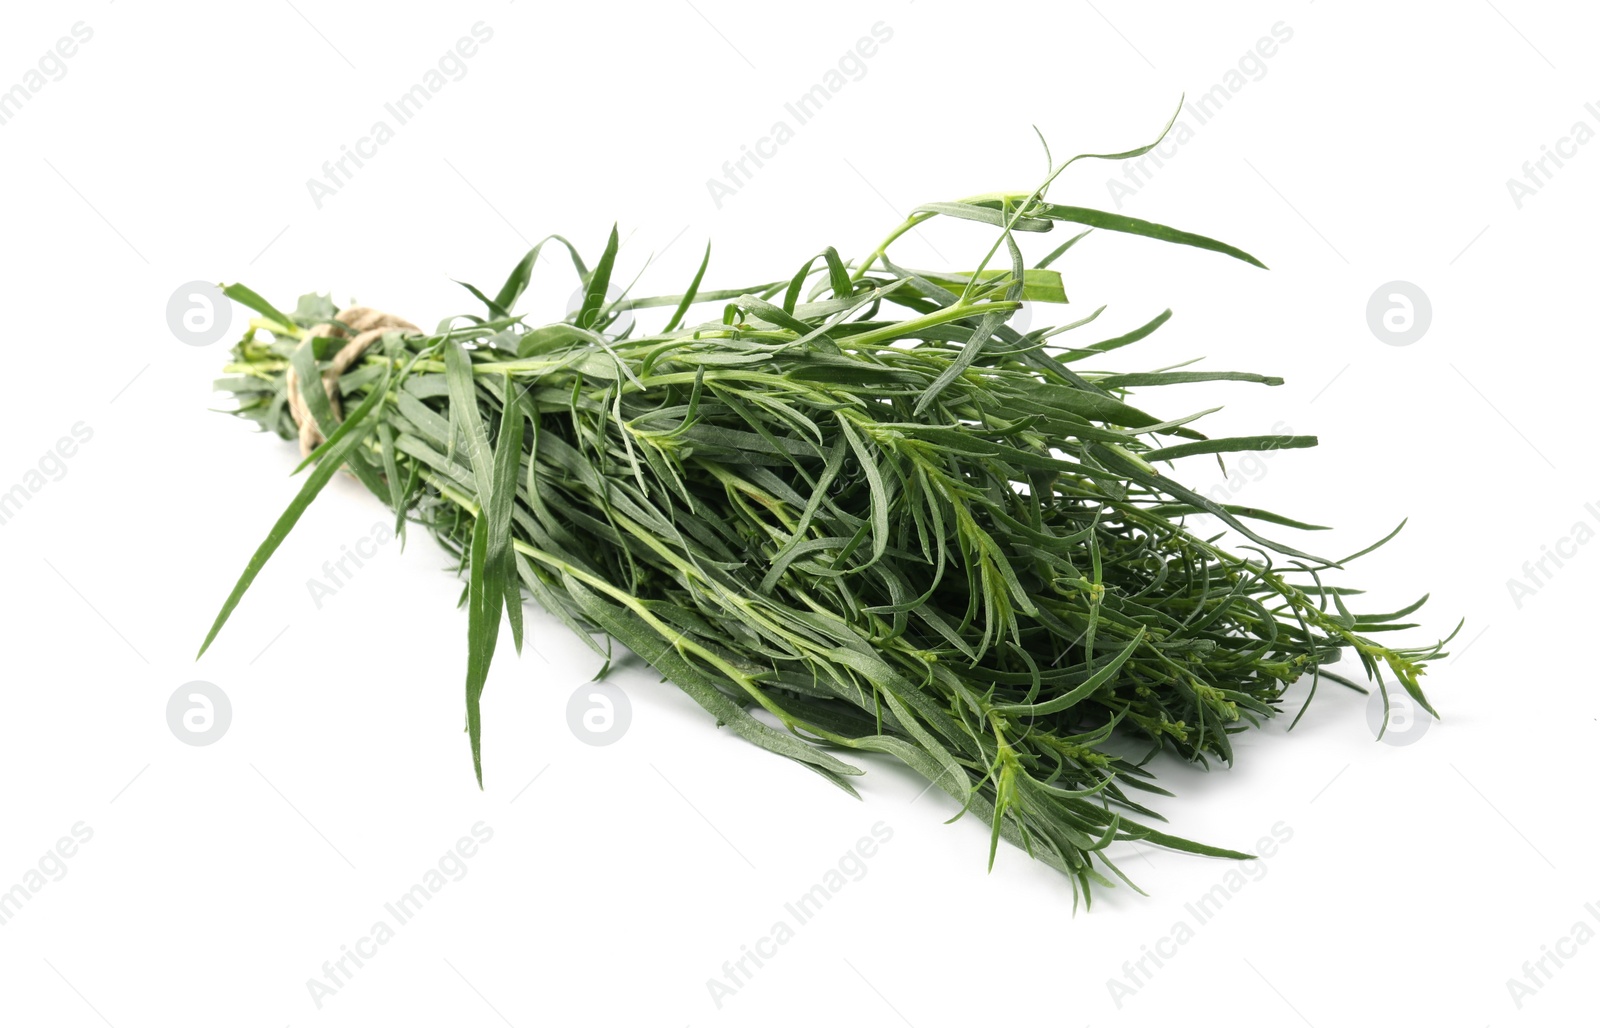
[284,307,418,457]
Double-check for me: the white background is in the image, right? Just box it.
[0,1,1594,1025]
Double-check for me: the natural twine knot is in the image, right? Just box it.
[285,306,418,457]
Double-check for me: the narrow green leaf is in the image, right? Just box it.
[1036,228,1092,270]
[197,407,380,657]
[491,234,590,316]
[489,396,526,654]
[1033,205,1267,269]
[912,201,1053,232]
[920,268,1067,304]
[443,340,495,501]
[1060,309,1173,363]
[1145,435,1318,462]
[663,240,711,333]
[578,224,620,331]
[465,509,501,788]
[221,283,299,333]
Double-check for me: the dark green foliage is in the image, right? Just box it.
[202,141,1454,905]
